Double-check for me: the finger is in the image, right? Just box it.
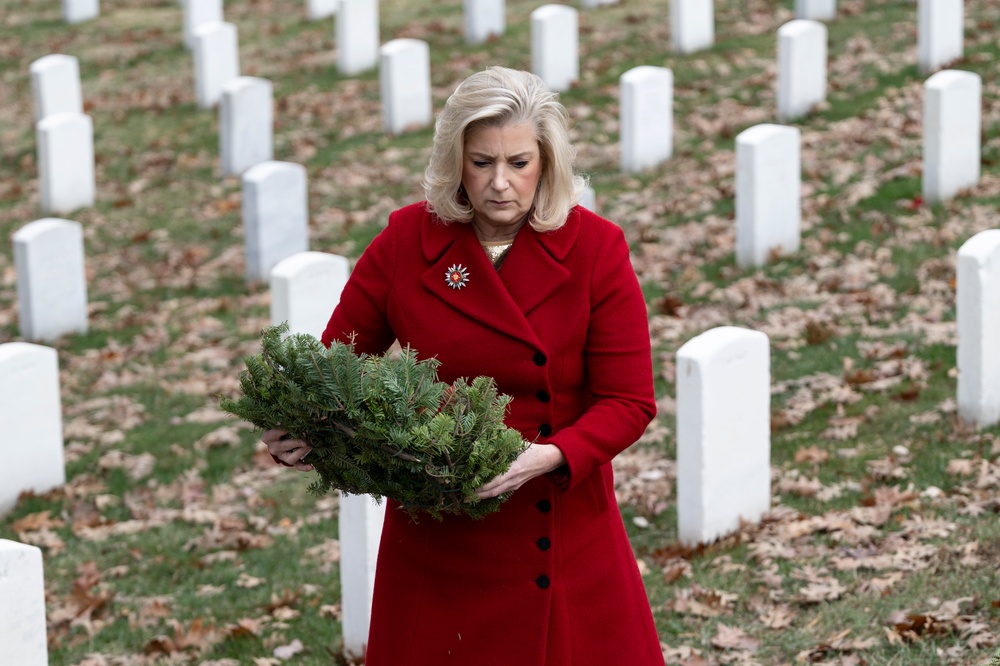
[269,437,308,457]
[293,462,314,472]
[262,428,289,444]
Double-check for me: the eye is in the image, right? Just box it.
[472,160,490,168]
[512,161,529,169]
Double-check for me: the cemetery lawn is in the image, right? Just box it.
[2,0,1000,664]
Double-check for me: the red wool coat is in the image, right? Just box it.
[321,201,663,665]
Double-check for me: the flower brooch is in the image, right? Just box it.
[445,264,470,290]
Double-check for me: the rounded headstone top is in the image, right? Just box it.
[778,18,827,36]
[676,326,769,364]
[958,229,1000,261]
[736,123,799,145]
[242,160,306,184]
[0,341,58,364]
[531,4,577,19]
[270,251,349,279]
[925,69,982,90]
[12,218,80,243]
[380,38,429,56]
[620,65,673,84]
[29,54,78,73]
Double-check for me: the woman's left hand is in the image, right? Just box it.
[475,443,566,499]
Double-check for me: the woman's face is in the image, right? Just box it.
[461,122,543,238]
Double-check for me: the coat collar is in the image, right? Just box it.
[419,206,582,345]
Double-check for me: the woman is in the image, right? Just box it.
[265,67,663,665]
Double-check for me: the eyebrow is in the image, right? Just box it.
[467,151,536,160]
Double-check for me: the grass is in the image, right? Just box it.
[1,0,1000,664]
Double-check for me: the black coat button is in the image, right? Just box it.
[535,575,550,589]
[536,390,550,402]
[538,423,552,437]
[533,352,547,366]
[536,537,551,551]
[537,499,551,513]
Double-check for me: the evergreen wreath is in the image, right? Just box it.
[220,324,527,520]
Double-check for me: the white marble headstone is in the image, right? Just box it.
[676,327,771,545]
[193,22,240,110]
[63,0,99,24]
[923,69,980,204]
[530,5,578,93]
[36,112,95,215]
[30,55,82,123]
[795,0,835,21]
[735,124,801,267]
[463,0,504,44]
[957,229,1000,428]
[379,39,431,136]
[308,0,338,20]
[0,540,48,665]
[918,0,963,74]
[270,252,350,337]
[0,344,66,515]
[671,0,714,54]
[221,77,273,177]
[183,0,223,50]
[337,0,380,76]
[777,19,827,122]
[243,161,310,282]
[620,66,673,173]
[339,493,385,662]
[579,186,596,213]
[13,218,89,342]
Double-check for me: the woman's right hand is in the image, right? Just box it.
[263,429,314,471]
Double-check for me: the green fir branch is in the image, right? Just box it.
[220,323,526,520]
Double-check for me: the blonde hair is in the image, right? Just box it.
[423,67,587,232]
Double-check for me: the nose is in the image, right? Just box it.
[490,165,509,191]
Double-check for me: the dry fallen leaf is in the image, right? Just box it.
[711,623,760,652]
[273,638,305,660]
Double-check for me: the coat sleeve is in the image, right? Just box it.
[548,227,656,490]
[320,211,399,354]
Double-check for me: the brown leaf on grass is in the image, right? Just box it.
[237,573,266,589]
[888,597,979,644]
[131,597,172,629]
[267,588,302,614]
[145,617,224,656]
[862,485,920,508]
[185,523,274,553]
[776,473,824,498]
[758,604,798,629]
[662,557,693,584]
[796,578,848,604]
[856,572,904,596]
[12,510,65,532]
[97,450,156,481]
[227,618,262,638]
[48,562,117,636]
[196,425,244,448]
[711,623,760,652]
[795,628,879,662]
[662,643,708,665]
[667,585,738,618]
[320,604,342,620]
[273,638,305,660]
[17,527,66,553]
[794,447,830,465]
[946,458,976,476]
[864,457,908,481]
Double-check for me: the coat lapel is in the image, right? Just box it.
[500,209,579,315]
[419,208,581,347]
